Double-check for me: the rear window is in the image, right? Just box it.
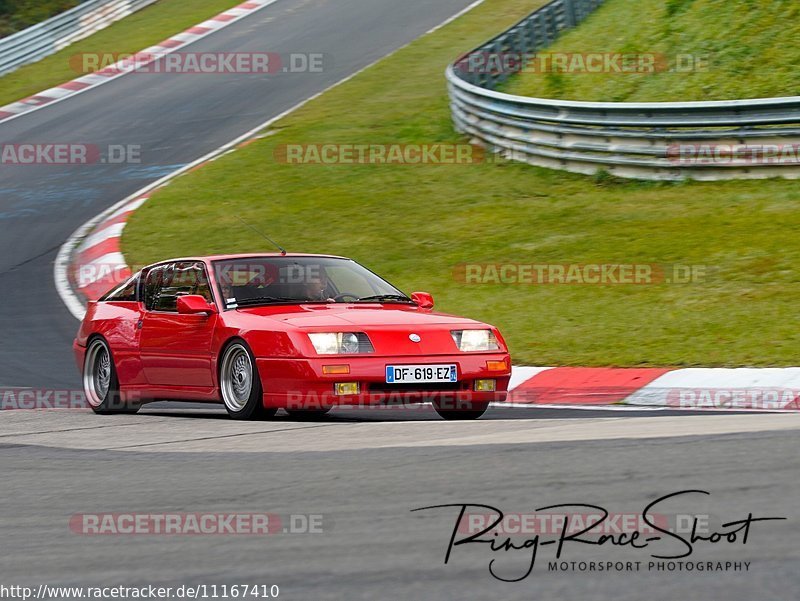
[100,274,139,302]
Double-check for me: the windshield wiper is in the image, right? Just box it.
[233,296,299,306]
[356,294,413,303]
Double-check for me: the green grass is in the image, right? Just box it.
[0,0,243,108]
[123,0,800,367]
[502,0,800,101]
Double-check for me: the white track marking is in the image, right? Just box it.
[507,366,553,390]
[425,0,488,34]
[76,222,125,252]
[493,402,789,413]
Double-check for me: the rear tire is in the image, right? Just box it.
[432,399,489,421]
[83,338,140,414]
[219,341,276,420]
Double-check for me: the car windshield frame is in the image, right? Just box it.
[210,256,411,310]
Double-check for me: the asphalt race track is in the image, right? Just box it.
[2,405,799,600]
[1,1,798,599]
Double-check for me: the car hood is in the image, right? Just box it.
[232,304,507,357]
[236,304,485,329]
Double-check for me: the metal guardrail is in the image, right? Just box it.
[0,0,157,76]
[447,0,800,180]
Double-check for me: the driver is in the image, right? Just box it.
[303,267,335,302]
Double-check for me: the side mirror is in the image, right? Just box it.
[177,295,217,315]
[411,291,434,310]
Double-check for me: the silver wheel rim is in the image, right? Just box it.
[221,344,254,412]
[83,340,112,407]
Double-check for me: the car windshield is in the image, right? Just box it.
[213,256,410,308]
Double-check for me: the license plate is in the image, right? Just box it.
[386,364,457,384]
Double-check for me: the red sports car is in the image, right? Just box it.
[74,254,511,420]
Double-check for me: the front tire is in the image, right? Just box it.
[432,399,490,421]
[219,341,276,420]
[83,338,140,414]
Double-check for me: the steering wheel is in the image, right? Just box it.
[332,292,360,303]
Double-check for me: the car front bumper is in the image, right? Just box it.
[256,353,510,409]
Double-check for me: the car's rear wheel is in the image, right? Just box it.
[432,399,490,420]
[220,341,276,420]
[83,338,140,414]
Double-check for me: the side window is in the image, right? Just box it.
[101,273,139,302]
[145,262,212,312]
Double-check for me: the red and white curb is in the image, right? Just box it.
[507,366,800,411]
[67,194,148,302]
[0,0,279,125]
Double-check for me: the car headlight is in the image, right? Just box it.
[308,332,374,355]
[451,329,500,352]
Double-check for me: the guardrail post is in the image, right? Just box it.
[527,14,540,53]
[563,0,578,28]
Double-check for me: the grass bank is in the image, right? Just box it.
[502,0,800,101]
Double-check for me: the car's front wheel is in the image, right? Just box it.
[432,399,490,420]
[219,341,276,420]
[83,338,140,414]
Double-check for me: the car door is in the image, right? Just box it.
[94,273,147,387]
[139,261,217,388]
